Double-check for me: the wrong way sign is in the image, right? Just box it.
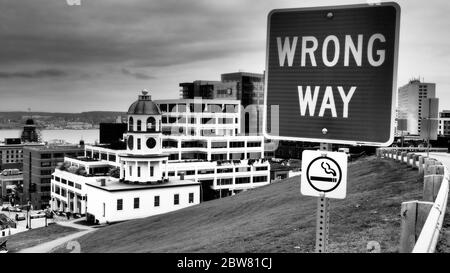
[264,3,401,146]
[301,150,347,199]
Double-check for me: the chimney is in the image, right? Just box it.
[79,139,85,148]
[99,178,106,186]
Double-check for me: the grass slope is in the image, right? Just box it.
[59,156,423,253]
[5,224,80,253]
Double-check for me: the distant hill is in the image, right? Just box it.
[54,156,422,253]
[0,111,127,129]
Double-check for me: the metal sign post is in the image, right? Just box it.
[316,143,331,253]
[301,145,347,253]
[315,194,330,253]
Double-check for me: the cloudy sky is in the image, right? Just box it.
[0,0,449,112]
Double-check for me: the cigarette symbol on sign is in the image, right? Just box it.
[309,162,338,183]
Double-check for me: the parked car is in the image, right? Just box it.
[15,212,26,221]
[9,206,22,212]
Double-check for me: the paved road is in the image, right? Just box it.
[17,219,96,253]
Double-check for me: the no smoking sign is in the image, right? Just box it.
[301,150,348,199]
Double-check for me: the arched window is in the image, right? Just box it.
[128,117,134,132]
[137,120,142,131]
[147,117,156,132]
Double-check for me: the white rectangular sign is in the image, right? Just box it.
[301,150,348,199]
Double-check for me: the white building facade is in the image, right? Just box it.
[397,80,436,135]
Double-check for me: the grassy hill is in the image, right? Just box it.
[55,156,423,253]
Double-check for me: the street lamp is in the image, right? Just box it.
[25,200,32,229]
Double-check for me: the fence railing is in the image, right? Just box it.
[376,147,449,253]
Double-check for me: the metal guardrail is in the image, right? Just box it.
[381,147,448,153]
[377,147,449,253]
[413,166,449,253]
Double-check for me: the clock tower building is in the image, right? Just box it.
[120,90,169,183]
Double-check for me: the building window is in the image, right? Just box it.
[235,177,250,184]
[137,166,141,177]
[134,197,140,209]
[129,117,134,131]
[253,176,268,183]
[137,120,142,131]
[189,193,194,203]
[230,141,245,148]
[255,166,268,171]
[41,153,51,159]
[117,199,123,210]
[150,166,154,176]
[154,196,160,207]
[41,161,51,167]
[247,141,261,147]
[137,138,141,150]
[129,166,133,176]
[217,178,233,185]
[41,169,52,175]
[174,194,179,205]
[147,117,156,131]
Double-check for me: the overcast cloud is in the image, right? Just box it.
[0,0,449,112]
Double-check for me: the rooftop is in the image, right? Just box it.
[85,178,199,192]
[127,90,161,115]
[0,174,23,180]
[25,144,83,151]
[155,99,240,104]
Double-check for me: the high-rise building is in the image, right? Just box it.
[179,80,238,100]
[397,79,436,135]
[220,72,264,107]
[180,72,265,136]
[21,144,85,209]
[439,111,450,137]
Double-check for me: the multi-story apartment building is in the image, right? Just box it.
[439,110,450,137]
[397,79,436,135]
[21,144,85,209]
[51,91,270,223]
[0,138,43,170]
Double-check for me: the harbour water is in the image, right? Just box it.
[0,129,100,145]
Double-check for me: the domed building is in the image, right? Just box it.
[120,90,169,183]
[21,118,40,143]
[51,90,201,224]
[50,89,270,224]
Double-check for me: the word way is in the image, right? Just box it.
[298,86,356,118]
